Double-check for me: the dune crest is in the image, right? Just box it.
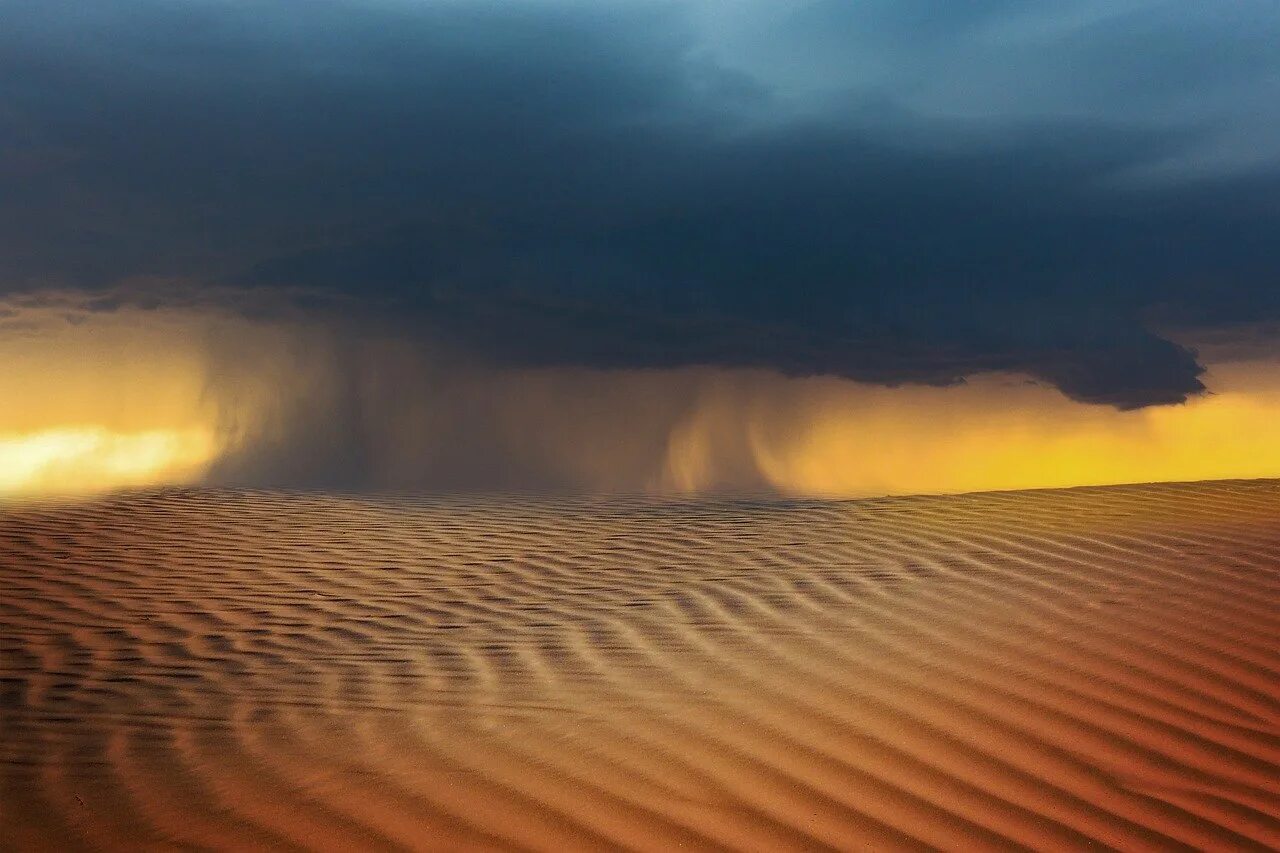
[1,480,1278,850]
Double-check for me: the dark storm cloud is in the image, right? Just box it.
[3,0,1280,408]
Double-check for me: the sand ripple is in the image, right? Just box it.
[1,481,1278,850]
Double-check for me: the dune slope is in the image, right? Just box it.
[1,481,1278,850]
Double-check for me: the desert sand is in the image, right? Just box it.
[0,480,1277,851]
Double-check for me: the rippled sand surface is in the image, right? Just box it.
[1,481,1278,851]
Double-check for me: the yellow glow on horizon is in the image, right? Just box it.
[0,427,219,497]
[733,362,1280,497]
[0,301,239,498]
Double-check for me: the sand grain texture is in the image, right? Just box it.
[1,480,1278,851]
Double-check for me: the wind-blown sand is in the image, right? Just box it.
[1,481,1277,851]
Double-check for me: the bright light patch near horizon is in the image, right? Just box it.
[0,301,233,498]
[0,427,218,497]
[733,362,1280,498]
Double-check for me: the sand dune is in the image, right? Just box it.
[1,480,1278,851]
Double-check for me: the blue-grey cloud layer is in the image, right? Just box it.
[4,0,1280,407]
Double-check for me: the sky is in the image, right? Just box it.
[3,1,1280,497]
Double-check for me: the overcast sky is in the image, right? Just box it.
[4,0,1280,409]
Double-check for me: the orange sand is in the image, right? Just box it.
[0,481,1277,850]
